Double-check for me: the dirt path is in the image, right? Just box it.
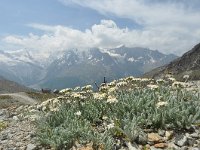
[0,92,37,105]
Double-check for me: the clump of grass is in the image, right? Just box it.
[0,95,23,108]
[36,78,200,149]
[0,121,8,131]
[0,95,12,100]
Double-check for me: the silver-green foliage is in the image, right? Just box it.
[36,102,114,149]
[115,87,200,129]
[36,86,200,149]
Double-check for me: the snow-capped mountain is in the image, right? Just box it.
[0,50,46,86]
[0,46,177,89]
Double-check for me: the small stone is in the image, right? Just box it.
[1,139,8,144]
[158,129,165,137]
[26,144,37,150]
[181,146,188,150]
[20,146,26,150]
[174,135,188,147]
[137,133,148,145]
[165,131,173,140]
[192,148,200,150]
[154,143,168,149]
[16,142,23,147]
[143,144,151,150]
[12,116,19,121]
[190,133,199,138]
[125,142,138,150]
[168,142,180,150]
[148,133,163,143]
[0,134,8,140]
[187,137,196,146]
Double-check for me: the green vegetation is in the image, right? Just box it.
[36,77,200,149]
[0,95,12,100]
[0,121,8,132]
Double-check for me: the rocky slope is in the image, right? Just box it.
[143,43,200,81]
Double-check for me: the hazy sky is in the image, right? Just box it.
[0,0,200,55]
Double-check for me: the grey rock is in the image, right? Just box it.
[190,133,199,139]
[26,144,37,150]
[158,129,165,137]
[13,116,19,121]
[1,139,8,144]
[191,148,200,150]
[181,146,188,150]
[0,133,8,140]
[175,135,188,147]
[187,137,196,146]
[137,133,148,145]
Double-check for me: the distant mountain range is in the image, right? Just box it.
[0,45,177,89]
[143,43,200,81]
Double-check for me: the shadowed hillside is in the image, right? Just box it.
[0,76,32,93]
[143,42,200,81]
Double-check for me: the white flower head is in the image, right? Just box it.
[156,101,168,108]
[116,81,127,87]
[183,75,189,79]
[102,116,108,120]
[93,93,107,100]
[107,122,115,129]
[147,84,159,90]
[75,111,81,116]
[81,85,93,91]
[74,86,81,91]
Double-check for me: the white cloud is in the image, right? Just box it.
[3,18,200,55]
[2,0,200,55]
[55,0,200,55]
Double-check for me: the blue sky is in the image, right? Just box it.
[1,0,200,55]
[0,0,138,35]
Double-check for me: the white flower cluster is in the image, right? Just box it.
[93,93,107,100]
[172,81,187,88]
[107,95,118,103]
[59,88,73,94]
[38,98,61,112]
[81,85,93,92]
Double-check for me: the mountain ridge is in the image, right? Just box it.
[0,46,177,89]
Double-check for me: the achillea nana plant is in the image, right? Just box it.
[36,77,200,149]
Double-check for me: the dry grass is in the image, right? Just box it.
[25,91,57,102]
[0,95,23,109]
